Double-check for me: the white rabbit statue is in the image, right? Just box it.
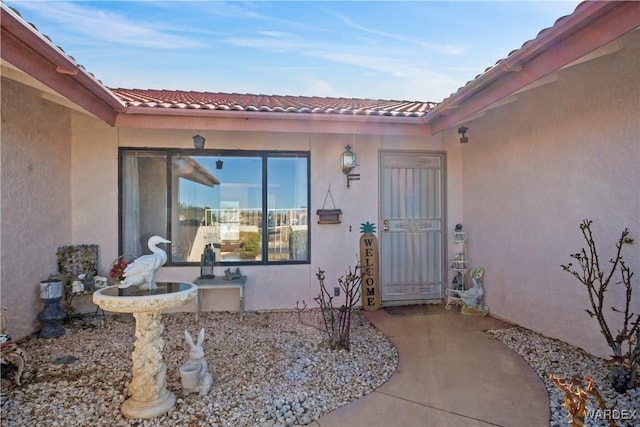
[179,328,212,396]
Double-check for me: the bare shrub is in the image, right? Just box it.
[561,219,639,392]
[297,265,362,351]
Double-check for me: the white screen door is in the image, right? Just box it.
[379,151,445,303]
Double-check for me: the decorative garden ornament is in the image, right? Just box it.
[458,267,489,316]
[38,277,66,338]
[119,236,170,290]
[179,328,212,396]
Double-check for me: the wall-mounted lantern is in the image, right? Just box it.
[341,145,360,188]
[458,126,468,144]
[193,134,206,149]
[216,159,224,170]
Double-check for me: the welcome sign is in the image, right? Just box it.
[360,222,380,311]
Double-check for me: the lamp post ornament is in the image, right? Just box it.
[360,222,380,311]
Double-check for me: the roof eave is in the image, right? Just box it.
[424,1,640,134]
[115,107,432,136]
[0,3,126,125]
[121,105,426,122]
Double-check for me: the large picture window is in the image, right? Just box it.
[119,148,310,265]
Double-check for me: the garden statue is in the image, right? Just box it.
[447,267,489,316]
[459,267,489,316]
[179,328,212,396]
[83,273,96,292]
[1,306,26,386]
[118,236,170,291]
[223,267,242,280]
[93,276,108,289]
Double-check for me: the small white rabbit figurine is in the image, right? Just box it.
[179,328,212,396]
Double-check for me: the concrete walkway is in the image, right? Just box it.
[313,304,550,427]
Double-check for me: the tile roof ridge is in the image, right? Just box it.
[109,87,435,104]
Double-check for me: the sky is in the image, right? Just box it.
[5,0,581,102]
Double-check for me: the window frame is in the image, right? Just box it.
[118,147,311,266]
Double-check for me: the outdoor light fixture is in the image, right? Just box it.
[193,134,206,149]
[458,126,469,144]
[341,145,360,188]
[216,159,224,170]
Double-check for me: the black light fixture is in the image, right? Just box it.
[458,126,468,144]
[216,159,224,170]
[193,134,206,149]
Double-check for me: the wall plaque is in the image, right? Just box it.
[316,209,342,224]
[359,222,380,311]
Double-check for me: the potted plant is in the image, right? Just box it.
[109,255,136,286]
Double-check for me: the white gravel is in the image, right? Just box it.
[488,326,639,427]
[1,310,398,426]
[3,311,638,426]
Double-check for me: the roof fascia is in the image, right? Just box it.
[0,4,125,125]
[425,1,640,134]
[120,105,426,123]
[115,108,431,136]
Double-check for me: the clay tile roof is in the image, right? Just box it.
[110,88,437,118]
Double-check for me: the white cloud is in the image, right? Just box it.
[328,9,465,56]
[298,77,339,98]
[11,1,203,49]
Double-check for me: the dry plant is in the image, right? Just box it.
[296,265,362,351]
[550,375,616,427]
[561,219,639,393]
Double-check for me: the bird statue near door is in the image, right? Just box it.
[118,236,171,291]
[458,267,489,316]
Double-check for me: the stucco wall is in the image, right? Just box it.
[460,31,640,358]
[1,78,72,340]
[69,122,460,314]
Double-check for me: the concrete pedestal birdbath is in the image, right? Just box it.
[93,282,197,419]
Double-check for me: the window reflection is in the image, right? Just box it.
[267,156,308,261]
[172,155,262,263]
[121,149,309,265]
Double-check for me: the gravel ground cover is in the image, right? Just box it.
[1,310,398,427]
[488,326,639,427]
[3,310,639,426]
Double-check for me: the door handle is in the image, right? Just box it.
[383,219,389,231]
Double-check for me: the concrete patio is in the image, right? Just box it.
[315,305,550,427]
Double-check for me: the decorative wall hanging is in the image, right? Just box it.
[360,221,380,311]
[317,185,342,224]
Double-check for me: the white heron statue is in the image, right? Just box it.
[118,236,171,290]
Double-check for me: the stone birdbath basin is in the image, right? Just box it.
[93,282,197,419]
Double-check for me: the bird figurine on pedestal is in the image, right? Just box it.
[118,236,170,290]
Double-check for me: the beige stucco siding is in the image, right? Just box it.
[460,31,640,358]
[3,83,460,338]
[3,28,635,359]
[1,78,72,339]
[69,123,457,314]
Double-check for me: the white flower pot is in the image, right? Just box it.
[179,363,201,389]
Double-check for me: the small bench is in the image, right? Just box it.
[193,276,246,322]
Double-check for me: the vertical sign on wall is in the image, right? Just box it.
[360,222,380,311]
